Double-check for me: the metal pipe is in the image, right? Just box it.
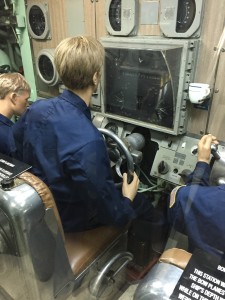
[7,40,19,71]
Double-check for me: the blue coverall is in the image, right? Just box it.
[0,114,16,156]
[13,89,154,232]
[168,161,225,257]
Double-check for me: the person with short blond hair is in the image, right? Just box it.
[0,72,30,156]
[13,36,157,236]
[54,36,104,91]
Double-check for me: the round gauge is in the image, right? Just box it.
[106,0,138,36]
[38,55,54,82]
[36,49,59,86]
[159,0,202,38]
[29,5,46,36]
[27,3,51,39]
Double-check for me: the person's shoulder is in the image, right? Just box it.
[28,97,60,119]
[169,185,184,208]
[0,114,13,125]
[30,97,57,108]
[0,124,11,136]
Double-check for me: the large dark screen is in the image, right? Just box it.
[104,47,182,129]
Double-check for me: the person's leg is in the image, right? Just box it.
[128,193,169,266]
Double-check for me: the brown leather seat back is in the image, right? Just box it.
[159,248,192,270]
[133,248,190,300]
[18,171,65,241]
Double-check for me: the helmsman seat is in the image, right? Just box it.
[0,171,132,300]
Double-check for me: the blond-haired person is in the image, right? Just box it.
[0,72,30,156]
[13,36,159,237]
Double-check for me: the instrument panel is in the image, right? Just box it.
[150,135,199,185]
[92,114,225,187]
[150,134,225,186]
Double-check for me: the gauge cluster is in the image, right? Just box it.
[150,135,225,186]
[93,112,225,188]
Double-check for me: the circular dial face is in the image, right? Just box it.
[109,0,121,31]
[38,55,54,82]
[29,5,46,36]
[176,0,196,33]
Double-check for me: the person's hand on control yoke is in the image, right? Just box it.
[197,134,219,164]
[122,172,139,202]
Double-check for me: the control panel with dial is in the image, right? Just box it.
[151,135,197,185]
[150,135,224,186]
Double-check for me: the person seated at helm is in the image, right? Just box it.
[168,133,225,257]
[12,36,165,239]
[0,72,30,156]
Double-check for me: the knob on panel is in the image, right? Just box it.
[158,161,169,174]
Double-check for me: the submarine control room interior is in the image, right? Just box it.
[1,0,225,299]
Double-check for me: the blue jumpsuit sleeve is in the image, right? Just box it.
[0,129,15,156]
[66,139,137,227]
[12,111,27,160]
[168,162,211,232]
[185,161,211,186]
[169,184,225,255]
[0,117,16,156]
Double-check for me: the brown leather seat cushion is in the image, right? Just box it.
[159,248,192,270]
[65,226,124,276]
[18,171,126,276]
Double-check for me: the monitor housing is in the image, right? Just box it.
[92,36,199,135]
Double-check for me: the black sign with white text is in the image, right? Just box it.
[0,153,31,182]
[170,249,225,300]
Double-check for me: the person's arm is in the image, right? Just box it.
[12,110,29,160]
[0,126,15,157]
[168,134,219,233]
[67,139,137,227]
[185,134,219,186]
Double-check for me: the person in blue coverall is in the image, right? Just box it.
[12,36,162,240]
[168,134,225,257]
[0,72,30,156]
